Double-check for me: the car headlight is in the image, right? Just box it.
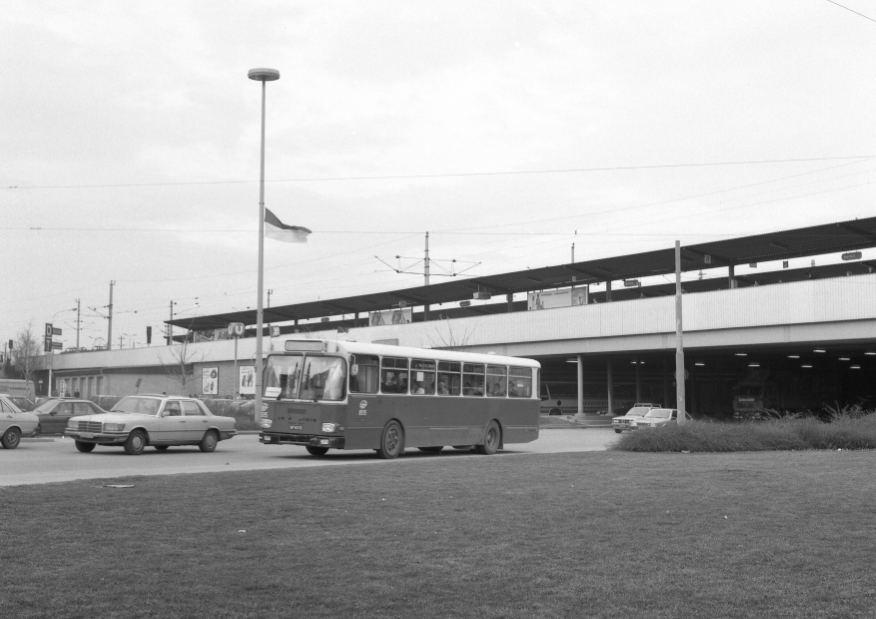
[321,423,337,433]
[260,419,273,428]
[104,423,126,432]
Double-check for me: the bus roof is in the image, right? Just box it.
[270,338,540,369]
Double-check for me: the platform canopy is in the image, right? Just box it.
[167,216,876,332]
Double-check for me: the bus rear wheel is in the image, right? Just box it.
[306,446,329,456]
[475,420,501,455]
[376,420,404,459]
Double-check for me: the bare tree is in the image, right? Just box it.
[12,323,43,394]
[160,340,204,394]
[427,318,475,351]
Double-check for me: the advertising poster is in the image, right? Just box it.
[369,308,412,326]
[238,365,255,395]
[202,367,218,395]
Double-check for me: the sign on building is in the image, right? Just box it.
[527,287,588,310]
[202,367,219,395]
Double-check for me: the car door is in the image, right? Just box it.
[0,398,12,434]
[157,401,187,442]
[182,401,209,441]
[46,401,74,434]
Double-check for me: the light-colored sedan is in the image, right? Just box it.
[0,394,39,449]
[634,408,693,429]
[612,403,661,433]
[65,394,237,455]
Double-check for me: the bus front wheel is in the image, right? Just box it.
[475,420,501,455]
[306,446,329,456]
[376,420,404,459]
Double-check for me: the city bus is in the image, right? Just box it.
[258,339,541,458]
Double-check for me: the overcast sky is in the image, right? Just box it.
[3,1,875,350]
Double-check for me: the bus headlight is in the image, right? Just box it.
[260,419,273,428]
[321,423,337,433]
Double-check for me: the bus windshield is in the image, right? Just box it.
[264,354,346,401]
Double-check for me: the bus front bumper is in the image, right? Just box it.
[259,432,346,449]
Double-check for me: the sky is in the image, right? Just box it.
[3,1,876,351]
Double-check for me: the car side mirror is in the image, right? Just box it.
[49,411,57,416]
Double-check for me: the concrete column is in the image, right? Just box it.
[606,357,614,415]
[729,264,736,289]
[507,293,514,313]
[577,353,584,415]
[635,360,642,403]
[424,304,430,322]
[606,280,612,302]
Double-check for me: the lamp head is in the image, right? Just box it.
[248,68,280,82]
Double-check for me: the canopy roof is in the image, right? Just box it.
[168,216,876,332]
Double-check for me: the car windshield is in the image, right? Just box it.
[33,400,60,413]
[625,408,650,417]
[644,409,672,419]
[111,397,161,416]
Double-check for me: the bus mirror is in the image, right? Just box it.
[351,364,359,376]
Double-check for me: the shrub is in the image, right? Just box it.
[614,411,876,452]
[201,398,260,431]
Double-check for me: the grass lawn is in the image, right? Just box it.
[2,450,875,618]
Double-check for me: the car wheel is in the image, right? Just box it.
[474,420,501,455]
[1,427,21,450]
[306,445,329,456]
[418,446,443,453]
[153,445,169,451]
[123,430,147,455]
[198,430,219,453]
[74,440,96,453]
[376,420,404,459]
[614,429,622,434]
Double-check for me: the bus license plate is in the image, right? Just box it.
[289,425,302,430]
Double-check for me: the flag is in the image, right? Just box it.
[265,208,311,243]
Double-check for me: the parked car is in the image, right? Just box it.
[634,408,693,429]
[64,394,237,455]
[612,403,662,433]
[32,398,106,434]
[0,394,39,449]
[6,395,35,412]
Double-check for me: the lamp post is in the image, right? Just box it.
[248,67,280,426]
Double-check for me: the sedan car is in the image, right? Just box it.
[634,408,693,429]
[0,394,39,449]
[65,394,237,455]
[612,403,662,433]
[32,398,106,434]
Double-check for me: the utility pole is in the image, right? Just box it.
[167,300,176,345]
[107,281,115,351]
[424,232,430,286]
[675,241,687,423]
[75,299,81,349]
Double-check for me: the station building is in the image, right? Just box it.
[43,216,876,419]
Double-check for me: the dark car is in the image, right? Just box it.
[33,398,106,434]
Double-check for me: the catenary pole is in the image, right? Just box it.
[675,241,687,423]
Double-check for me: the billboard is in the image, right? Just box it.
[368,308,412,326]
[527,287,588,310]
[238,365,255,395]
[202,367,218,395]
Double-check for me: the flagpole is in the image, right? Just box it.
[248,68,280,426]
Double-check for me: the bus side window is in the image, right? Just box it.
[486,365,507,397]
[350,354,379,394]
[411,359,436,395]
[381,357,409,394]
[437,361,460,396]
[462,363,485,396]
[509,366,533,398]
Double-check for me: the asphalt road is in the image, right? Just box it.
[2,428,620,487]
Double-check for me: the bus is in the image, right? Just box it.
[258,339,541,459]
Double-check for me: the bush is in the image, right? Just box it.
[201,398,260,431]
[614,409,876,452]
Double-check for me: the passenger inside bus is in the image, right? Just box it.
[412,382,425,395]
[437,380,449,395]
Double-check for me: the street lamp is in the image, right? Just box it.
[47,306,76,397]
[248,67,280,426]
